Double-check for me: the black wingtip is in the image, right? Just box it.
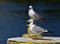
[39,18,46,21]
[47,31,52,34]
[41,18,45,20]
[48,31,52,33]
[44,31,52,34]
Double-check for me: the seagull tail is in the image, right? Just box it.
[44,30,52,34]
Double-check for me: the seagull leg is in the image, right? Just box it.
[35,34,40,40]
[36,34,37,39]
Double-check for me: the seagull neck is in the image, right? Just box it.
[30,22,34,26]
[30,8,33,11]
[31,9,33,11]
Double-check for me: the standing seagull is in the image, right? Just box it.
[28,5,45,20]
[27,19,51,36]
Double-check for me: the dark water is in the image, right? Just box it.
[0,3,60,44]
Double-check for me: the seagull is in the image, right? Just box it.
[27,19,51,35]
[28,5,45,21]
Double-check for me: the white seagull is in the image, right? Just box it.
[28,5,45,20]
[27,19,50,35]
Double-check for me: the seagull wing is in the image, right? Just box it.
[32,25,45,33]
[33,11,45,20]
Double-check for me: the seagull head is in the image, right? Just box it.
[29,5,33,9]
[27,19,34,23]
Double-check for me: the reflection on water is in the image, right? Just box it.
[0,3,60,44]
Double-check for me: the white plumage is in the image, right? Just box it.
[27,19,48,34]
[28,5,45,20]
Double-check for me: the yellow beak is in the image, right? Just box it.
[26,20,29,22]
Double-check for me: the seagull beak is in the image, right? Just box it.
[26,20,29,22]
[26,20,30,22]
[26,20,30,25]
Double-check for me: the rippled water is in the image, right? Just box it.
[0,3,60,44]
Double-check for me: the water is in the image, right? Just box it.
[0,3,60,44]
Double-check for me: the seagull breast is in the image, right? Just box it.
[28,9,39,20]
[28,9,35,16]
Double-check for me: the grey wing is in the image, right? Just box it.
[33,12,44,20]
[32,25,45,33]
